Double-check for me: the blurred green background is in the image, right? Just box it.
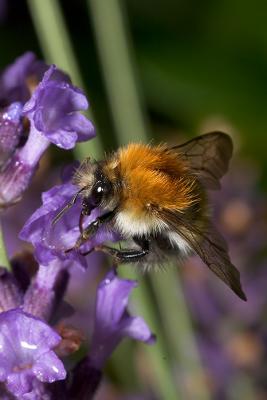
[2,1,267,399]
[3,0,267,164]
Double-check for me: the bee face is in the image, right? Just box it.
[74,161,115,215]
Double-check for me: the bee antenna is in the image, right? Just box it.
[52,188,85,225]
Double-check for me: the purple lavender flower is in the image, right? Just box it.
[0,55,95,207]
[0,309,66,398]
[89,270,155,369]
[69,270,155,398]
[20,181,117,268]
[23,65,95,150]
[0,257,70,398]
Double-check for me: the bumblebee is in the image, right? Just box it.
[54,132,247,300]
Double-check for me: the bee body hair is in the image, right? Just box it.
[103,143,203,236]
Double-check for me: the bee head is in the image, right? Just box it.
[52,160,115,226]
[79,165,114,215]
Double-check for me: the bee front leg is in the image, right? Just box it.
[66,210,115,253]
[97,237,149,263]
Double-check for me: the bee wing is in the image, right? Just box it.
[161,209,247,301]
[171,131,233,189]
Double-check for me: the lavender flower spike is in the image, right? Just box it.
[0,309,66,398]
[0,63,95,206]
[89,269,155,369]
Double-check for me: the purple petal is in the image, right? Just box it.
[15,378,60,400]
[44,128,78,150]
[121,316,156,344]
[19,182,85,266]
[20,182,78,241]
[23,65,95,150]
[33,351,66,382]
[96,270,137,324]
[6,371,33,398]
[67,113,95,141]
[22,65,70,114]
[89,270,155,368]
[0,309,66,397]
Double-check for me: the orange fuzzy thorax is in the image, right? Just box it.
[106,143,199,217]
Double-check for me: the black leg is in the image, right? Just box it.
[66,210,115,252]
[79,198,96,233]
[52,188,85,225]
[97,237,149,263]
[79,248,95,257]
[79,213,85,234]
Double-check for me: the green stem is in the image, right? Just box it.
[0,222,10,271]
[151,269,211,399]
[120,267,182,399]
[27,0,102,159]
[88,0,148,144]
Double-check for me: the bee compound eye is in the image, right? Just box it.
[87,178,112,210]
[91,182,105,207]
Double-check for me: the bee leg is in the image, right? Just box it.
[81,210,114,239]
[97,238,149,263]
[65,210,115,253]
[79,198,96,234]
[79,213,85,234]
[52,188,85,225]
[79,248,95,257]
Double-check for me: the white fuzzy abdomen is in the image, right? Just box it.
[115,210,191,255]
[115,210,167,238]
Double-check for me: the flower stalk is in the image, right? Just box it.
[0,224,10,271]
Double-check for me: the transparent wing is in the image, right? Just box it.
[162,208,247,301]
[171,131,233,189]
